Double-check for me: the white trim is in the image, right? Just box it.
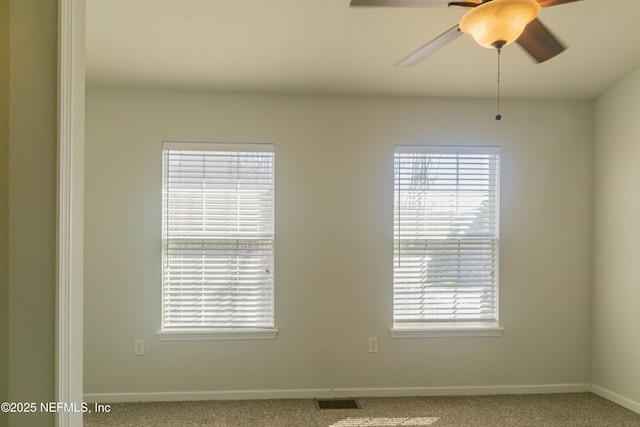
[84,383,591,404]
[56,0,85,426]
[84,389,331,403]
[156,328,279,341]
[394,145,500,155]
[162,141,274,152]
[390,326,504,338]
[592,384,640,415]
[335,384,591,397]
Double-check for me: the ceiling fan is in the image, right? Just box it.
[350,0,583,67]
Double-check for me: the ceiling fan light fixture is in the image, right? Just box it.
[459,0,541,49]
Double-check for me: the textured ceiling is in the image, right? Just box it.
[85,0,640,100]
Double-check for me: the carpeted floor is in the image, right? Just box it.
[83,393,640,426]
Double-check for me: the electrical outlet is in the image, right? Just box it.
[368,337,378,353]
[134,339,145,356]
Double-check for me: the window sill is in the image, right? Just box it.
[157,328,279,341]
[390,325,504,339]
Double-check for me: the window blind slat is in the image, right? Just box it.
[162,146,275,330]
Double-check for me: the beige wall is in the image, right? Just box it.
[0,0,9,422]
[84,89,593,396]
[593,65,640,407]
[8,0,58,426]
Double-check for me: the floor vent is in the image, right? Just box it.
[316,398,360,410]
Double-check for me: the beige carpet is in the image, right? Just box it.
[84,393,640,426]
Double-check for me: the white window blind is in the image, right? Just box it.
[393,146,500,329]
[161,142,275,330]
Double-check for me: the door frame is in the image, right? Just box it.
[56,1,85,426]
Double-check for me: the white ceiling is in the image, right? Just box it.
[86,0,640,100]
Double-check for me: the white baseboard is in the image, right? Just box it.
[592,384,640,415]
[84,383,591,404]
[84,389,329,403]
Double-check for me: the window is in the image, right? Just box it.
[158,142,277,340]
[392,146,502,338]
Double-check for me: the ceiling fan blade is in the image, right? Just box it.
[516,18,565,63]
[537,0,583,7]
[395,24,462,67]
[350,0,450,7]
[448,1,482,7]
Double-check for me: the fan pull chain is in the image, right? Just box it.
[495,47,502,121]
